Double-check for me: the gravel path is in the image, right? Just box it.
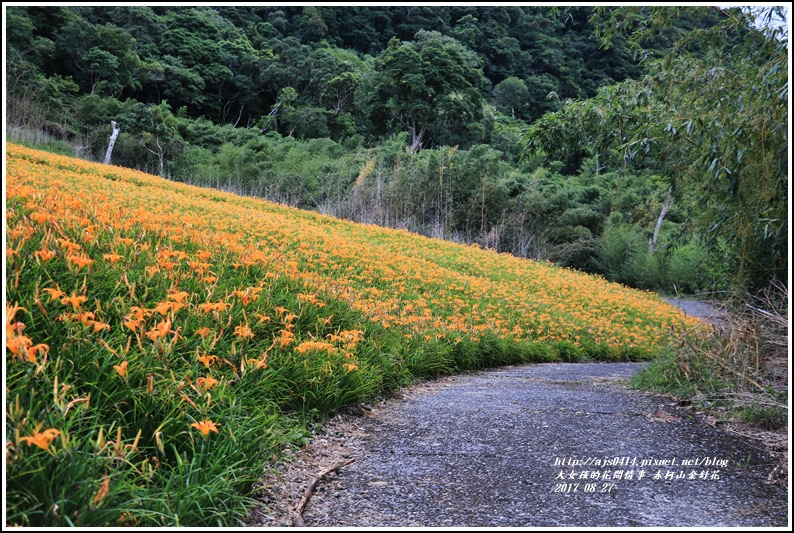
[663,298,730,328]
[252,361,788,527]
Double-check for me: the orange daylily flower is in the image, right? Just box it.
[196,375,219,392]
[167,290,190,303]
[42,287,65,302]
[6,303,27,328]
[103,253,123,263]
[7,321,34,365]
[128,306,148,320]
[153,301,172,316]
[34,248,57,261]
[197,302,229,314]
[168,302,186,314]
[113,361,128,378]
[122,305,147,331]
[89,320,111,333]
[233,325,254,339]
[7,335,33,360]
[278,329,295,347]
[159,260,178,271]
[231,287,263,306]
[297,292,325,308]
[194,327,213,338]
[57,238,82,252]
[25,343,50,364]
[145,319,172,341]
[75,311,96,325]
[197,354,218,368]
[19,426,60,450]
[92,475,111,508]
[190,419,219,437]
[66,254,94,270]
[30,211,50,225]
[119,511,138,526]
[247,353,268,370]
[123,316,142,332]
[295,341,336,355]
[189,259,210,272]
[61,294,87,310]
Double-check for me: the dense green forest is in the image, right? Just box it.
[6,5,788,293]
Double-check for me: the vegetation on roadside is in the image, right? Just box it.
[5,144,704,526]
[525,5,789,444]
[520,6,788,292]
[632,282,788,430]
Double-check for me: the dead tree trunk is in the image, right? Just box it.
[103,121,120,165]
[649,186,672,254]
[407,123,425,155]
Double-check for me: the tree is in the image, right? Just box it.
[450,14,482,51]
[321,72,361,116]
[520,6,788,289]
[55,16,144,98]
[366,31,487,153]
[118,101,182,177]
[492,76,528,118]
[84,47,119,94]
[298,6,328,43]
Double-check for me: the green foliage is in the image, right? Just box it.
[364,31,487,151]
[520,6,788,290]
[632,279,788,434]
[492,76,529,119]
[737,404,787,431]
[6,5,750,294]
[595,215,718,294]
[6,127,77,157]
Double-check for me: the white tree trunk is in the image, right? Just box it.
[649,186,672,254]
[103,120,120,165]
[408,123,425,155]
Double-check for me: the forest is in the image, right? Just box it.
[6,5,788,294]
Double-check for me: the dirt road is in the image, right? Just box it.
[663,298,730,328]
[252,361,788,527]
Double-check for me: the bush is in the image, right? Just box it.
[662,240,710,294]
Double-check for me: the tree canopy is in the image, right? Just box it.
[520,6,788,290]
[365,31,487,152]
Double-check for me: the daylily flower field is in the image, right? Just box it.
[5,143,703,526]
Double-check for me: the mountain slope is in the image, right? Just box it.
[5,143,704,526]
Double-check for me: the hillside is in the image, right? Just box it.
[9,6,752,297]
[5,144,704,526]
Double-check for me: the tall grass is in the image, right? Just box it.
[5,143,705,525]
[6,127,81,158]
[632,281,788,431]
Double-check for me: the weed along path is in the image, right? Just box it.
[252,362,787,527]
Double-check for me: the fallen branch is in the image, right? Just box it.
[291,458,355,526]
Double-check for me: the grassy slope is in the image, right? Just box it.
[4,143,706,526]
